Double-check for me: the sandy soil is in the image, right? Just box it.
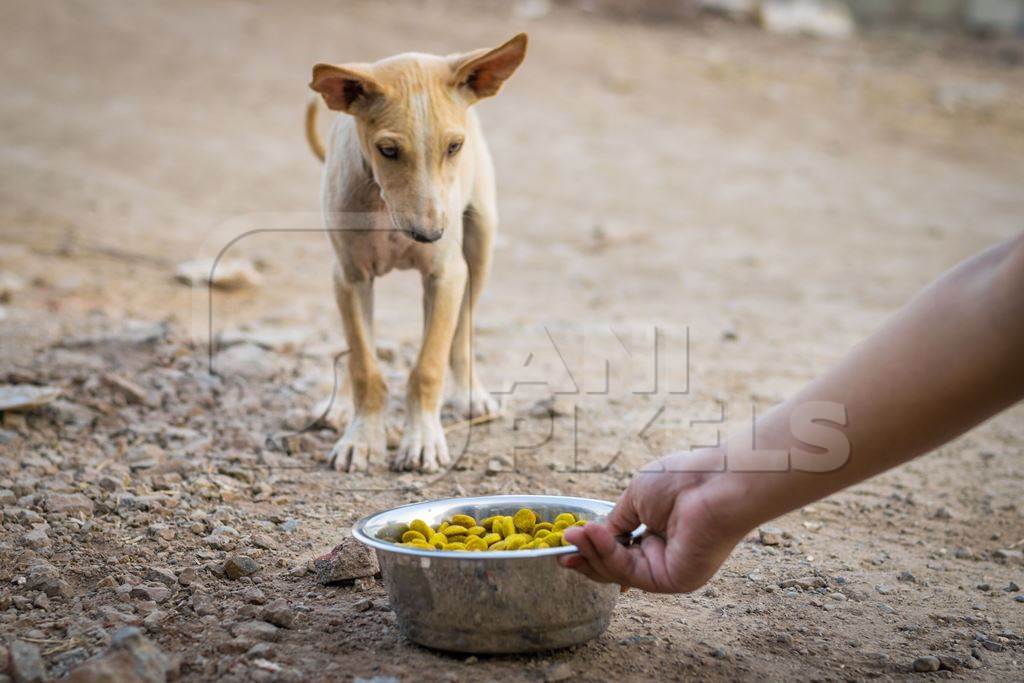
[1,1,1023,681]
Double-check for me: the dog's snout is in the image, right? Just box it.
[407,226,443,243]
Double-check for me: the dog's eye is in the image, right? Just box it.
[377,144,399,160]
[447,141,463,157]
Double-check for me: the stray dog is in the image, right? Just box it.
[306,34,527,473]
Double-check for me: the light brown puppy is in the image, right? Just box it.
[306,34,527,473]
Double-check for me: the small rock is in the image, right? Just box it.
[242,587,266,605]
[758,526,783,546]
[544,662,573,682]
[759,0,855,40]
[9,640,46,683]
[224,555,259,580]
[912,656,940,673]
[932,506,953,520]
[42,493,94,516]
[711,647,727,658]
[979,639,1004,652]
[177,567,197,586]
[22,528,51,549]
[954,547,974,560]
[937,655,966,672]
[993,548,1023,563]
[976,582,991,592]
[528,395,572,418]
[1004,581,1020,592]
[1015,595,1024,603]
[261,598,295,628]
[175,257,261,290]
[485,456,512,476]
[353,598,374,612]
[875,583,896,595]
[130,585,171,603]
[314,537,379,584]
[780,575,826,590]
[898,571,917,583]
[279,519,300,533]
[145,567,177,588]
[66,626,175,683]
[230,620,279,643]
[213,344,277,381]
[0,384,61,412]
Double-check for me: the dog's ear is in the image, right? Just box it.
[451,33,528,101]
[310,63,383,114]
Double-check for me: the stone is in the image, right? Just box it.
[42,493,94,516]
[485,456,512,476]
[758,526,783,546]
[213,344,277,381]
[230,620,279,643]
[177,567,197,586]
[993,548,1023,563]
[22,528,51,549]
[224,555,259,580]
[780,576,826,590]
[528,395,572,418]
[912,656,940,672]
[314,537,379,584]
[175,257,261,290]
[261,598,295,628]
[0,385,61,412]
[544,662,573,682]
[759,0,856,39]
[65,626,175,683]
[242,587,266,605]
[145,567,177,588]
[130,585,171,603]
[875,583,896,595]
[1004,581,1020,592]
[9,640,46,683]
[898,571,916,583]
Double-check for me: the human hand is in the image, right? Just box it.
[559,450,746,593]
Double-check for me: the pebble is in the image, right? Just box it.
[22,528,51,549]
[544,662,574,682]
[177,567,198,586]
[130,584,171,603]
[1005,581,1020,592]
[898,571,917,583]
[224,555,259,580]
[875,583,896,595]
[243,587,267,605]
[758,526,783,546]
[262,598,295,628]
[65,626,174,683]
[780,576,826,590]
[231,620,280,643]
[1015,595,1024,603]
[42,492,94,516]
[146,567,178,588]
[314,537,379,584]
[994,549,1023,563]
[9,640,46,683]
[912,656,940,672]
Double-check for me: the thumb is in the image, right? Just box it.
[604,486,641,536]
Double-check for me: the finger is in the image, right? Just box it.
[605,489,641,536]
[563,526,618,582]
[585,523,640,581]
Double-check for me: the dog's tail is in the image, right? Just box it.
[305,97,326,163]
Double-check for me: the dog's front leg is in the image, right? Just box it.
[330,265,387,472]
[393,259,468,473]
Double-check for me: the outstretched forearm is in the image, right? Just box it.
[711,233,1024,534]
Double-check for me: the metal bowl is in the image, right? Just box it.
[352,494,620,653]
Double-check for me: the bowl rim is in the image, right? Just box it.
[351,493,614,560]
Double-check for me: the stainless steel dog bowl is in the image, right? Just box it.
[352,494,620,653]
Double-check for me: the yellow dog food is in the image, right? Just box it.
[394,509,586,552]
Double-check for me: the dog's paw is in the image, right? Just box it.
[329,414,386,473]
[392,413,450,473]
[448,384,500,420]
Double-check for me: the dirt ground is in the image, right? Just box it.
[2,1,1023,681]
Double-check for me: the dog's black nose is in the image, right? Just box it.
[407,227,442,243]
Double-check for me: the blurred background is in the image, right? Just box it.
[2,3,1024,681]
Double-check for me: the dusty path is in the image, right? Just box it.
[1,1,1023,680]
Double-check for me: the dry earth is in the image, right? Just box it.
[1,1,1023,681]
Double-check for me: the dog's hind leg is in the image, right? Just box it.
[329,265,387,472]
[448,197,500,419]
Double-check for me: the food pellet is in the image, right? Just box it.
[392,508,587,552]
